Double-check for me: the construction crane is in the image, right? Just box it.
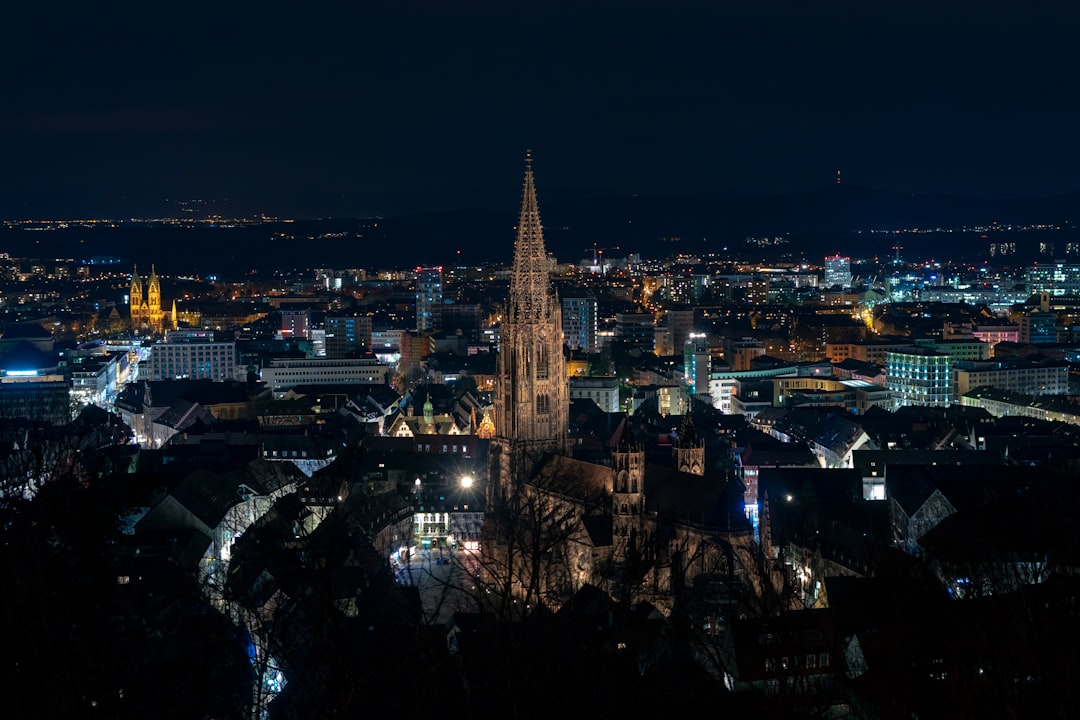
[584,244,621,273]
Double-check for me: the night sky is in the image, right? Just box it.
[3,1,1080,219]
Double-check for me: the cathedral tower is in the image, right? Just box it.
[147,264,161,316]
[130,266,143,312]
[489,152,569,500]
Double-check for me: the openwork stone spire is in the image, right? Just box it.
[489,151,569,495]
[508,150,551,323]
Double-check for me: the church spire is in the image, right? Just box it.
[508,149,551,323]
[130,265,143,297]
[489,152,570,494]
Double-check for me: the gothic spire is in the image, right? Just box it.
[508,149,551,323]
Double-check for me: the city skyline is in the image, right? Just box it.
[3,2,1080,219]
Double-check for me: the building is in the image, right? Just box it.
[68,351,125,409]
[489,152,570,495]
[953,358,1070,399]
[260,356,389,398]
[684,337,712,395]
[482,154,753,617]
[569,376,620,413]
[1018,312,1058,344]
[886,347,952,409]
[324,314,373,358]
[824,254,852,289]
[129,265,170,335]
[960,386,1080,426]
[826,339,917,365]
[724,337,766,371]
[441,303,483,340]
[562,296,598,353]
[1025,261,1080,296]
[771,376,892,414]
[914,338,991,362]
[416,266,444,334]
[0,340,70,423]
[943,321,1019,348]
[148,330,238,382]
[615,312,655,354]
[662,308,695,356]
[279,309,310,340]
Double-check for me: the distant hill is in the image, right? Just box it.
[3,186,1079,275]
[376,185,1080,266]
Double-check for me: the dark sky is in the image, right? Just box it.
[3,1,1080,219]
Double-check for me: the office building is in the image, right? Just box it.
[149,330,238,382]
[953,359,1070,399]
[260,357,389,397]
[562,296,598,353]
[416,266,443,334]
[325,314,373,358]
[1025,261,1080,296]
[824,254,852,289]
[1018,312,1058,344]
[886,348,952,408]
[615,312,655,353]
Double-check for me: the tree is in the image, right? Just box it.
[0,470,253,719]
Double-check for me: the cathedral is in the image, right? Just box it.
[481,154,752,617]
[129,265,175,335]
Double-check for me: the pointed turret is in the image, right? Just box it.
[130,265,143,308]
[147,264,161,310]
[129,265,144,330]
[508,149,553,324]
[674,407,705,475]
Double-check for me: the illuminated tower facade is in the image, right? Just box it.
[130,266,143,314]
[489,152,569,499]
[147,265,161,317]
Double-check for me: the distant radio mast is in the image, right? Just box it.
[836,169,841,186]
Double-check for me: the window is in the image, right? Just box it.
[536,345,549,379]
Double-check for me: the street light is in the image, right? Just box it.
[460,475,473,488]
